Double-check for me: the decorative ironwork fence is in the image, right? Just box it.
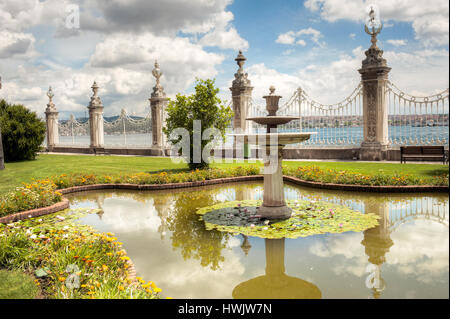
[103,109,152,146]
[57,109,153,147]
[58,115,90,145]
[249,81,449,148]
[386,81,449,147]
[249,83,364,148]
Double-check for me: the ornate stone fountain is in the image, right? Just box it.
[233,86,314,219]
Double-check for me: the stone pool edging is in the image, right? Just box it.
[1,175,447,224]
[0,198,70,224]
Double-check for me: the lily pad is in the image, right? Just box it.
[35,267,49,278]
[197,200,379,239]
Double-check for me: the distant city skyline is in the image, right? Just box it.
[0,0,448,119]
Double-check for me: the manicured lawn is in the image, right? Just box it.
[0,154,447,194]
[0,269,40,299]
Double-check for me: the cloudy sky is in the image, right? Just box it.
[0,0,448,119]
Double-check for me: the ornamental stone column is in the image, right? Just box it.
[45,86,59,152]
[358,11,391,161]
[230,51,253,157]
[0,76,4,170]
[149,60,169,156]
[88,81,105,151]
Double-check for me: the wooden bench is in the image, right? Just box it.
[400,146,446,164]
[92,148,110,156]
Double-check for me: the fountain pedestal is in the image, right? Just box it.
[259,146,291,219]
[232,86,314,220]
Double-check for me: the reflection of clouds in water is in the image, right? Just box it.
[308,233,367,277]
[308,220,449,284]
[98,198,161,232]
[228,236,241,248]
[128,230,263,299]
[387,220,449,284]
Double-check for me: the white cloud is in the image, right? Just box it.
[0,31,37,58]
[349,33,356,39]
[304,0,449,46]
[276,31,296,45]
[276,27,324,47]
[197,12,248,50]
[0,0,241,118]
[387,39,407,46]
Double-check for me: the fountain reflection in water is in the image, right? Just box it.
[233,238,322,299]
[67,183,448,299]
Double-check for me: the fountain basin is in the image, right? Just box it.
[246,116,301,126]
[232,132,315,146]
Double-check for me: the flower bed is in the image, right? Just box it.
[0,208,166,299]
[0,179,62,217]
[284,165,449,187]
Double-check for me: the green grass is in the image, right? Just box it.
[0,269,40,299]
[0,154,448,194]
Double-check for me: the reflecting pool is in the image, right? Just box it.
[66,182,449,299]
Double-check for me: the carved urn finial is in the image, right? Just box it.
[88,81,103,108]
[232,50,251,88]
[263,86,282,116]
[151,60,166,98]
[152,60,162,86]
[91,81,99,97]
[47,86,54,103]
[362,5,387,68]
[235,50,246,72]
[46,86,56,110]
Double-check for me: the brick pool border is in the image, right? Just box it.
[1,175,447,224]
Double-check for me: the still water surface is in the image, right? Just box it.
[66,182,449,299]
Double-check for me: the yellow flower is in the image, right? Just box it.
[102,264,109,272]
[58,277,66,282]
[154,287,162,293]
[118,286,125,291]
[120,256,130,261]
[106,252,113,256]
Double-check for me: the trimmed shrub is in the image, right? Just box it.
[0,99,46,162]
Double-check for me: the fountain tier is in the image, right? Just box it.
[232,86,315,219]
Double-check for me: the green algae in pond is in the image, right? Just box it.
[196,200,379,239]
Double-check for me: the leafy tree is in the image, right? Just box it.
[163,79,233,170]
[167,190,231,271]
[0,99,46,162]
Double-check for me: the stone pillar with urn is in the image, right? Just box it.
[88,81,105,153]
[358,7,391,161]
[149,60,169,156]
[230,51,253,158]
[45,86,59,152]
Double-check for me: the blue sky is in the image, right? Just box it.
[0,0,448,118]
